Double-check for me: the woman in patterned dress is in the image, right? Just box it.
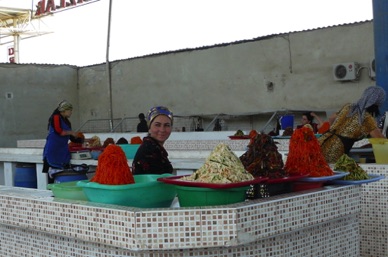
[318,86,386,163]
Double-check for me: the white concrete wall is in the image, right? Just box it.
[78,21,375,121]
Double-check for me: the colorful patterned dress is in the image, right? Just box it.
[318,103,377,163]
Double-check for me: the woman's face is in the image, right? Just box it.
[61,109,73,118]
[301,115,309,125]
[149,115,172,144]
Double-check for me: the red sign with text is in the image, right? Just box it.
[7,46,15,63]
[35,0,99,16]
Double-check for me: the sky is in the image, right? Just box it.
[0,0,374,66]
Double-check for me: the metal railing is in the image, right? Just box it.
[76,111,323,134]
[76,116,200,133]
[77,118,123,133]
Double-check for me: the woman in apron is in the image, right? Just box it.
[42,100,84,183]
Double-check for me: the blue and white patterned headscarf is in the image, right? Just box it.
[348,86,386,124]
[147,106,173,126]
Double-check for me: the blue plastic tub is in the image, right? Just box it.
[14,163,37,188]
[280,115,294,129]
[54,173,88,183]
[77,174,176,208]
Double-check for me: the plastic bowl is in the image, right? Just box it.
[77,174,176,208]
[176,186,249,207]
[47,180,88,201]
[369,138,388,164]
[118,144,141,159]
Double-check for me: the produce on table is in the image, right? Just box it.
[116,137,129,144]
[103,137,115,147]
[240,133,287,178]
[76,132,85,139]
[234,129,245,136]
[282,127,294,136]
[69,134,101,148]
[334,154,369,180]
[284,126,333,177]
[88,135,102,147]
[68,132,85,148]
[90,144,135,185]
[181,143,254,183]
[248,129,259,144]
[68,141,81,148]
[303,124,313,131]
[130,136,143,144]
[249,130,258,138]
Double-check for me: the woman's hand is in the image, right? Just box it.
[310,112,324,127]
[66,131,78,137]
[370,128,386,138]
[70,131,85,138]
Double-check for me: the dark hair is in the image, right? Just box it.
[138,113,145,119]
[302,112,314,123]
[366,104,380,117]
[47,108,71,130]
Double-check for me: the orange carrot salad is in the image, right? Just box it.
[90,144,135,185]
[284,126,333,177]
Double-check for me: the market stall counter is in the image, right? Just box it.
[0,184,360,256]
[1,136,387,256]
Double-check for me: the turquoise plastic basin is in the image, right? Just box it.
[77,174,176,208]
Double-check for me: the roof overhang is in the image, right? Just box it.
[0,7,31,27]
[0,7,52,45]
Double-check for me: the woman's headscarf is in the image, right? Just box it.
[58,100,73,112]
[147,106,173,126]
[348,86,386,124]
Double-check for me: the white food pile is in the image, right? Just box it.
[181,143,254,183]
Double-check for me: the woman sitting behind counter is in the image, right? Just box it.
[296,112,323,134]
[132,106,174,175]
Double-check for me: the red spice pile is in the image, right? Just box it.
[90,144,135,185]
[284,126,333,177]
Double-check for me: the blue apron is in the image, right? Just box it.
[43,115,72,169]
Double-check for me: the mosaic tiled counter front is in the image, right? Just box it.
[0,185,361,257]
[3,137,384,256]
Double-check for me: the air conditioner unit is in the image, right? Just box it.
[369,58,376,80]
[333,62,359,81]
